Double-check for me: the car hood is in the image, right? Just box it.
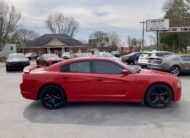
[6,58,29,62]
[139,69,177,78]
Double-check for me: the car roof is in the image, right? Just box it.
[46,57,118,71]
[67,57,115,62]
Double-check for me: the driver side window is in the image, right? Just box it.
[93,61,123,74]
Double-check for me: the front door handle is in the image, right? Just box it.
[96,78,103,81]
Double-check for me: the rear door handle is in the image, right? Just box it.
[96,78,103,81]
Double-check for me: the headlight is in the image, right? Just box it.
[176,80,182,88]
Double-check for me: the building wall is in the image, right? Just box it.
[0,43,17,58]
[66,47,89,53]
[21,47,89,56]
[22,48,47,55]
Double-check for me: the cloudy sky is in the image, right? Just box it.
[4,0,166,45]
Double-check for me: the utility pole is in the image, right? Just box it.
[140,21,146,51]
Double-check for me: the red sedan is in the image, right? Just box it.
[20,57,182,109]
[36,54,63,66]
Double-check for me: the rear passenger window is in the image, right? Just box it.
[61,61,91,73]
[181,56,190,61]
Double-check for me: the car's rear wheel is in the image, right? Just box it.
[170,65,180,76]
[145,84,173,108]
[40,85,66,109]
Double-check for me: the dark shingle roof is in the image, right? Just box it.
[26,34,84,47]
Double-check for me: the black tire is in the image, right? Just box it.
[40,85,66,109]
[145,84,173,108]
[170,65,181,76]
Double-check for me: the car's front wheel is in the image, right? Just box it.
[145,84,173,108]
[40,85,66,109]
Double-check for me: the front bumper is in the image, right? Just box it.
[173,86,182,102]
[6,62,30,70]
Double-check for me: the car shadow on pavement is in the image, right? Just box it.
[23,100,190,127]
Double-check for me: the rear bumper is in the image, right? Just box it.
[138,62,148,67]
[20,83,38,100]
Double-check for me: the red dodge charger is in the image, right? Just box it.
[20,57,182,109]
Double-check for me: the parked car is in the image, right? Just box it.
[6,53,30,71]
[138,51,173,68]
[138,52,153,68]
[36,54,63,66]
[62,52,71,59]
[70,53,92,58]
[122,52,141,64]
[20,57,181,109]
[25,52,38,60]
[111,51,120,57]
[95,52,118,60]
[148,54,190,76]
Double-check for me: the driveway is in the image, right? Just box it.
[0,65,190,138]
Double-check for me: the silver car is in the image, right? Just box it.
[148,55,190,76]
[138,51,173,68]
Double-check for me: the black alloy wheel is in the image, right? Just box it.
[145,84,173,108]
[40,85,66,109]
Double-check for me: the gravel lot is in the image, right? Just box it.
[0,63,190,138]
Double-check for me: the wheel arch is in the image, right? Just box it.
[144,82,174,103]
[170,64,181,70]
[37,83,67,101]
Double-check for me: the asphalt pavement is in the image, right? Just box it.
[0,64,190,138]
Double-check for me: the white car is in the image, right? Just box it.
[138,51,173,68]
[62,52,71,59]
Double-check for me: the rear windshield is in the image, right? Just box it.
[8,54,25,59]
[155,52,172,57]
[140,53,152,58]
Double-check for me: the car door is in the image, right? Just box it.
[181,56,190,72]
[90,60,130,100]
[59,61,96,100]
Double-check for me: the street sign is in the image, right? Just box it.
[167,27,190,32]
[146,19,170,31]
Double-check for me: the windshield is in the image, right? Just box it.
[116,60,141,73]
[8,53,25,59]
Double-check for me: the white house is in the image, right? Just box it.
[0,43,17,58]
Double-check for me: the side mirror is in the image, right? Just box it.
[121,69,129,75]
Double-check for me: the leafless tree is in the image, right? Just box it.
[45,13,80,37]
[89,31,109,47]
[0,1,21,50]
[16,27,39,46]
[109,32,120,47]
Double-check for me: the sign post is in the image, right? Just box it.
[146,19,170,51]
